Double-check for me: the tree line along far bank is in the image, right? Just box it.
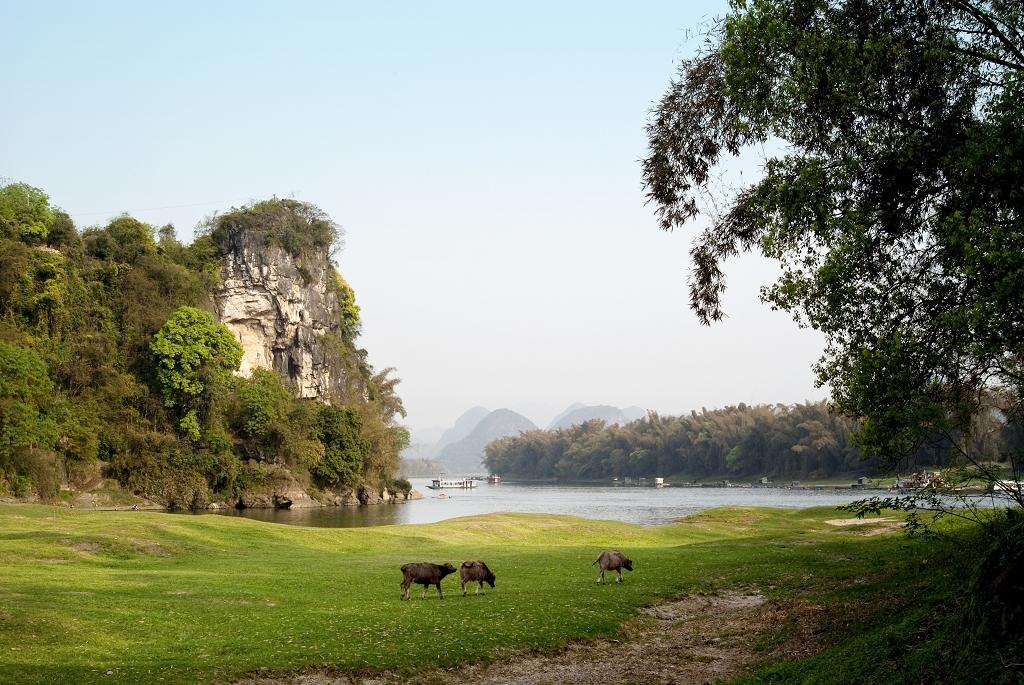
[483,401,1024,482]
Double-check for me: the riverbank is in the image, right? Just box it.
[499,475,893,489]
[1,479,423,512]
[0,503,1015,684]
[189,478,880,528]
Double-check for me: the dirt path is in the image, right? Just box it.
[236,589,827,685]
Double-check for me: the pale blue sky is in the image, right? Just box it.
[2,1,828,432]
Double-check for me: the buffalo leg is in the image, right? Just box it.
[616,569,623,583]
[400,580,411,600]
[461,580,467,596]
[596,569,604,584]
[477,581,483,595]
[436,582,444,599]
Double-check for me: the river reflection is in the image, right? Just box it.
[182,479,879,528]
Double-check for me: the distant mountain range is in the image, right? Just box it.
[401,403,649,475]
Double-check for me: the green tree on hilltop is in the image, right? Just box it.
[202,198,344,262]
[103,216,157,264]
[0,182,53,245]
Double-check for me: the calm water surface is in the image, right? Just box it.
[196,479,877,528]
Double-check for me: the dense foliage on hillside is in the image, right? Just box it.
[0,181,406,506]
[484,401,1023,481]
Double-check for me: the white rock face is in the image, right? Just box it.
[212,231,342,400]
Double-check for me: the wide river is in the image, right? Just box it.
[194,478,879,528]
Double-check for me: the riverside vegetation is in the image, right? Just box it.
[0,182,409,508]
[0,503,1020,684]
[484,401,1024,482]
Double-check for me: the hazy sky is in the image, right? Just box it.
[2,1,828,432]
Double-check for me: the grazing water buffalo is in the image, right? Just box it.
[400,562,456,600]
[459,560,496,596]
[592,550,633,584]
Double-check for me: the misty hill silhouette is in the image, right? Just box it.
[432,406,490,455]
[547,404,649,430]
[546,402,585,429]
[437,409,537,473]
[621,406,647,422]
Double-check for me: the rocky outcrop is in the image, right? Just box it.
[232,484,420,509]
[37,472,422,511]
[357,484,382,505]
[212,228,343,401]
[318,488,362,507]
[236,493,277,509]
[234,492,308,509]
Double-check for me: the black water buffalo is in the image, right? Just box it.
[400,562,456,600]
[459,560,496,596]
[592,550,633,584]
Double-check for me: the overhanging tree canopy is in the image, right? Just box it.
[644,0,1024,479]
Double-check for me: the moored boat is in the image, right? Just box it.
[426,478,477,490]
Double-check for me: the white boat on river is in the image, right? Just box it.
[426,478,477,490]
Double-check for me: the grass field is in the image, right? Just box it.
[0,504,972,684]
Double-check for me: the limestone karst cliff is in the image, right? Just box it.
[210,210,357,402]
[0,184,410,509]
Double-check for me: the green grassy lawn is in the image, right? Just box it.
[0,504,966,684]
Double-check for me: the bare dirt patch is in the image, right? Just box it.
[131,540,172,557]
[71,540,103,553]
[824,517,902,535]
[824,517,894,526]
[233,589,830,685]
